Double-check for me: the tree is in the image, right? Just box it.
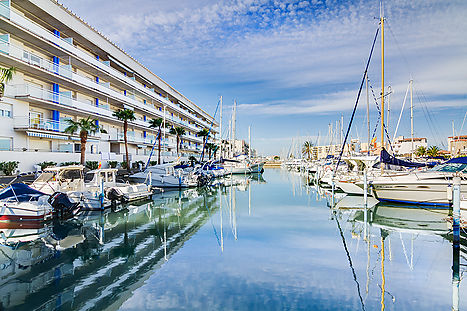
[206,143,218,160]
[302,141,313,160]
[64,117,102,164]
[415,146,427,157]
[169,126,186,157]
[197,128,210,161]
[113,109,136,170]
[427,145,440,158]
[149,118,164,164]
[0,66,16,99]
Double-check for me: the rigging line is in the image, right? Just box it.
[334,211,366,311]
[200,98,221,162]
[457,110,467,138]
[203,196,221,248]
[385,21,413,78]
[333,26,379,175]
[393,82,410,142]
[368,80,394,153]
[414,88,445,148]
[413,82,445,147]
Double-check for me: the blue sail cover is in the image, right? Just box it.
[0,183,46,202]
[380,149,427,168]
[446,157,467,164]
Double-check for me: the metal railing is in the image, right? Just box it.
[14,116,68,133]
[0,37,73,79]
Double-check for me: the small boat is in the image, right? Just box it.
[0,183,53,222]
[85,168,153,203]
[30,165,110,210]
[129,163,200,188]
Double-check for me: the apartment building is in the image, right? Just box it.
[0,0,217,171]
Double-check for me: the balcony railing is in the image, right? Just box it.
[14,116,68,133]
[0,1,214,129]
[0,37,73,79]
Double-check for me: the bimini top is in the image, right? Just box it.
[446,157,467,164]
[0,183,46,202]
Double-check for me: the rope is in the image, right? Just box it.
[333,27,379,175]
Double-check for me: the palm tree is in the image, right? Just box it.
[197,128,210,161]
[415,146,427,157]
[64,117,102,165]
[427,145,440,158]
[169,126,186,156]
[0,66,16,99]
[206,143,218,160]
[149,118,163,164]
[113,109,136,170]
[302,141,313,160]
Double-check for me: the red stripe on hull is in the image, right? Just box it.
[0,212,52,222]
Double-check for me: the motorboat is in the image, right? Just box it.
[0,183,53,222]
[129,163,200,188]
[370,157,467,207]
[85,168,153,203]
[30,165,110,210]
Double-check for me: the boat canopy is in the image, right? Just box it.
[380,149,427,168]
[0,183,46,202]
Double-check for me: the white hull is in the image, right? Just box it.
[372,180,467,206]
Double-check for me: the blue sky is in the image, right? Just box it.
[58,0,467,155]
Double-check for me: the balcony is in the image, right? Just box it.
[7,84,114,118]
[0,1,215,129]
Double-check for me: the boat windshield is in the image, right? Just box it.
[430,162,467,173]
[34,172,55,182]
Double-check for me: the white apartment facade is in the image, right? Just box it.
[0,0,217,171]
[392,136,427,156]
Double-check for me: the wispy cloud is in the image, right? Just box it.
[58,0,467,154]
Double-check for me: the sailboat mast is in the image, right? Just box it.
[248,126,251,160]
[232,100,237,156]
[410,80,414,160]
[219,96,223,160]
[380,1,385,173]
[366,73,370,155]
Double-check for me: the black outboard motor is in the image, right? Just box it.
[105,187,125,203]
[48,192,81,219]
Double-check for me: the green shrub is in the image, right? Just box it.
[0,161,19,175]
[60,161,80,166]
[149,161,158,166]
[37,161,57,170]
[108,161,118,168]
[85,161,99,170]
[132,160,144,169]
[120,161,128,169]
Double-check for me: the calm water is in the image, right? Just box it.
[0,169,464,310]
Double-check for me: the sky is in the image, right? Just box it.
[57,0,467,156]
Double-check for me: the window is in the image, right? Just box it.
[0,137,12,150]
[0,103,12,118]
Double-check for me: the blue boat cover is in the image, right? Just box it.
[0,183,46,202]
[380,149,427,168]
[446,157,467,164]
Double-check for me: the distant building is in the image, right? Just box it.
[392,136,427,156]
[448,135,467,156]
[312,139,359,160]
[220,139,248,158]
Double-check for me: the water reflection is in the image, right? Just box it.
[0,173,263,311]
[309,178,464,311]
